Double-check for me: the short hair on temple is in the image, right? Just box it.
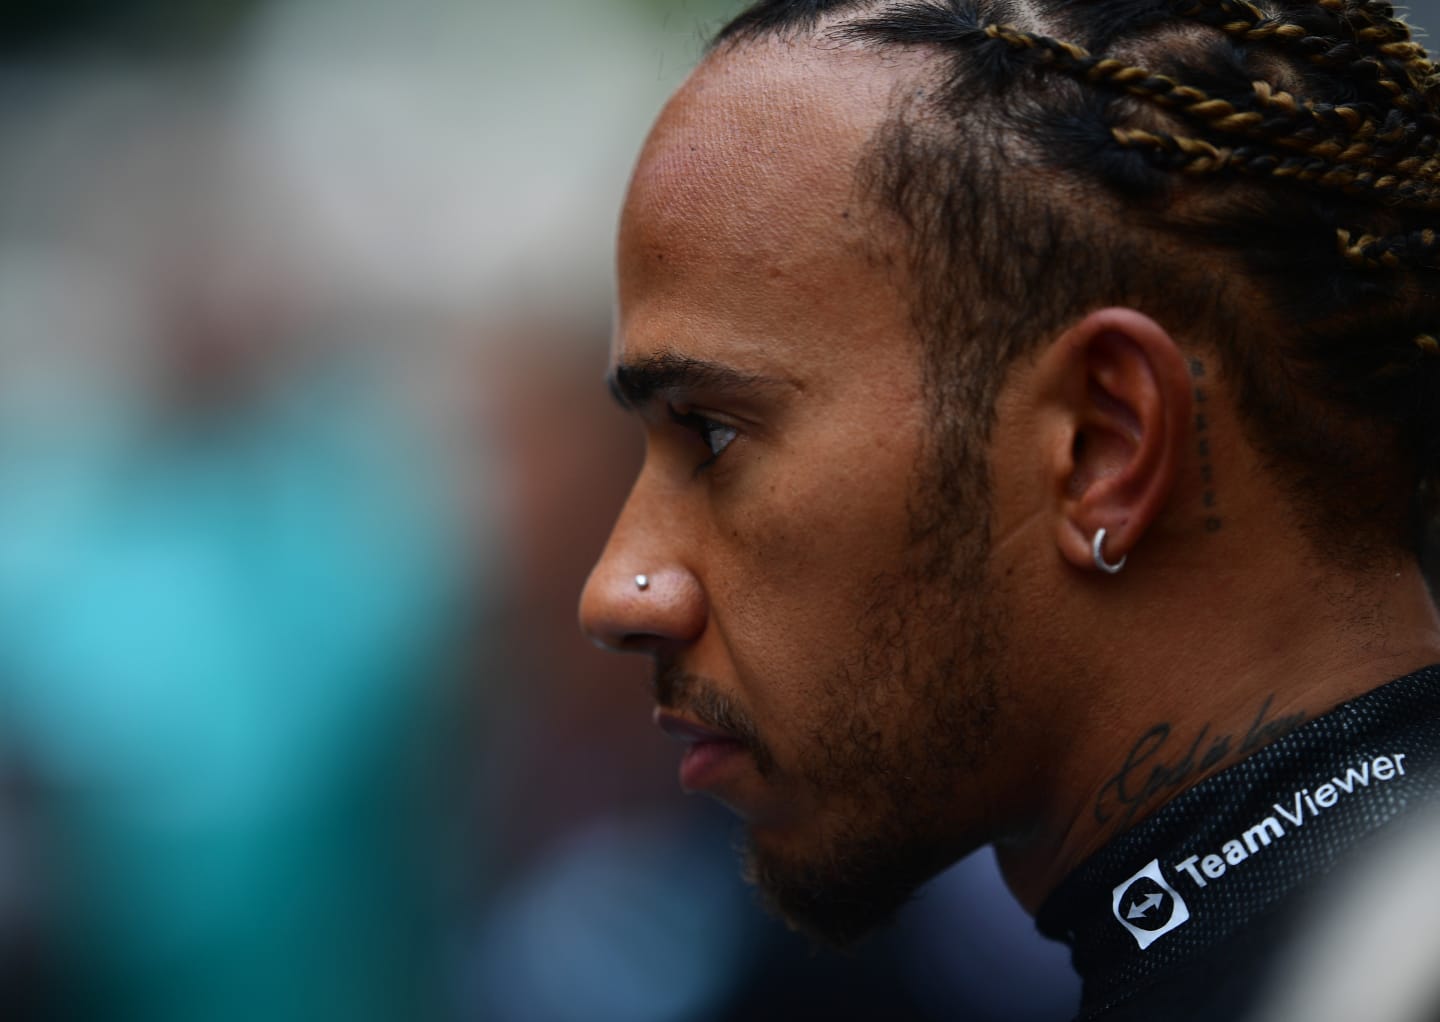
[712,0,1440,565]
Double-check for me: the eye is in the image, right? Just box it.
[668,405,739,466]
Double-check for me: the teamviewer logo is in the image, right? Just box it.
[1112,859,1190,950]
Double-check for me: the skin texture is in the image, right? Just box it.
[580,32,1440,940]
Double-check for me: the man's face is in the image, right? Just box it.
[580,39,1010,944]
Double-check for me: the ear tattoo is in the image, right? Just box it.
[1092,528,1127,575]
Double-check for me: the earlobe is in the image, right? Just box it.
[1045,308,1193,574]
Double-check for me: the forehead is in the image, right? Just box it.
[616,36,924,376]
[624,38,898,252]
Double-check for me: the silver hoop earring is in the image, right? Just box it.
[634,574,650,591]
[1092,528,1126,574]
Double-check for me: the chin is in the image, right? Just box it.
[741,817,958,950]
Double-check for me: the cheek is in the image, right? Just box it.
[704,426,920,718]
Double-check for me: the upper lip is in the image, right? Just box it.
[652,708,739,746]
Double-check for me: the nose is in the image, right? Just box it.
[579,495,707,654]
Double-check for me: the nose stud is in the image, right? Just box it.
[635,574,650,591]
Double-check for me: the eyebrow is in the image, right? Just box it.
[607,351,794,410]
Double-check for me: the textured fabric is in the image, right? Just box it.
[1036,665,1440,1020]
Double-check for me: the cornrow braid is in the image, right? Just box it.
[1111,124,1440,205]
[985,22,1440,202]
[1313,0,1437,81]
[1254,92,1440,182]
[1175,0,1411,73]
[1171,0,1430,112]
[1335,225,1440,268]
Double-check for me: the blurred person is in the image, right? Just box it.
[0,37,483,1022]
[579,1,1440,1019]
[0,268,475,1022]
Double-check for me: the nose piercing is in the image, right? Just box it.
[635,574,650,591]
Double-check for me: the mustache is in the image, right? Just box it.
[653,660,776,777]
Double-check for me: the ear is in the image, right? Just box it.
[1039,307,1193,573]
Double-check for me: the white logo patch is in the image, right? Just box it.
[1112,858,1190,950]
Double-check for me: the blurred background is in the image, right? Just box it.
[8,1,1433,1020]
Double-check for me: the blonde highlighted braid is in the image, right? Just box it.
[717,0,1440,556]
[976,5,1440,362]
[982,16,1440,201]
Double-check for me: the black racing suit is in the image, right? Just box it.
[1037,665,1440,1020]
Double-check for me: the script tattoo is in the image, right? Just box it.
[1189,358,1222,534]
[1093,694,1306,829]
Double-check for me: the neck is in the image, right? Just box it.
[992,551,1440,913]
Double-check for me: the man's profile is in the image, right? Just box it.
[579,0,1440,1016]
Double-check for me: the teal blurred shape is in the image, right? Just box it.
[0,356,473,1022]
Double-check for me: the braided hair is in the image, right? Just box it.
[714,0,1440,561]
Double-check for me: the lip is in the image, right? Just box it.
[653,708,749,793]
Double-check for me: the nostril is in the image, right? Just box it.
[579,566,707,654]
[616,628,676,656]
[578,566,653,653]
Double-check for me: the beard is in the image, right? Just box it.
[656,437,1007,948]
[744,562,1006,948]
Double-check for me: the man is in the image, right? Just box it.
[579,0,1440,1017]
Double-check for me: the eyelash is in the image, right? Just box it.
[668,405,739,469]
